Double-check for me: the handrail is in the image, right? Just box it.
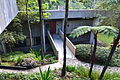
[58,29,76,55]
[47,31,59,57]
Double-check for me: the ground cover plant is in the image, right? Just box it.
[98,33,114,47]
[0,66,120,80]
[76,44,120,67]
[0,51,57,68]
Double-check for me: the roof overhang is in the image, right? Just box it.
[0,0,18,34]
[44,10,113,20]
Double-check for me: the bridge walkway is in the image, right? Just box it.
[51,34,76,61]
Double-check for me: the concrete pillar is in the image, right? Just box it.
[42,20,46,53]
[0,40,6,54]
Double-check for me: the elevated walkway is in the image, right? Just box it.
[47,30,76,61]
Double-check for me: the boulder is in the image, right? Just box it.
[20,58,37,68]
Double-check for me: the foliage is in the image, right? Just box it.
[1,51,58,66]
[66,66,120,80]
[94,0,120,11]
[35,67,51,80]
[0,73,37,80]
[0,65,120,80]
[70,26,117,38]
[17,0,51,23]
[97,33,118,47]
[0,16,26,51]
[30,49,41,61]
[1,51,36,62]
[76,44,120,67]
[70,26,118,78]
[52,0,95,9]
[94,0,120,28]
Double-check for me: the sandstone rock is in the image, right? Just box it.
[20,58,37,67]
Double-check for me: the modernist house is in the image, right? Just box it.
[14,10,111,52]
[0,0,111,53]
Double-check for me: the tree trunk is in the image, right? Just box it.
[1,41,6,54]
[90,0,95,9]
[89,33,97,78]
[61,0,69,77]
[37,0,44,59]
[99,14,120,80]
[26,0,33,48]
[99,31,120,80]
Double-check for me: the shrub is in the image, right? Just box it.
[1,51,36,62]
[0,66,120,80]
[0,73,36,80]
[76,44,120,67]
[66,66,120,80]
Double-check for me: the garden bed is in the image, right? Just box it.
[76,44,120,67]
[0,66,120,80]
[0,51,58,70]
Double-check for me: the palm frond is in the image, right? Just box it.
[70,26,91,38]
[96,26,118,37]
[70,26,118,38]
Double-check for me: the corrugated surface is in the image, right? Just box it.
[0,0,18,34]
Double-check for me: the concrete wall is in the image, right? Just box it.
[58,30,76,55]
[55,18,94,34]
[0,0,18,34]
[45,10,112,19]
[66,19,94,34]
[23,23,41,37]
[47,31,59,57]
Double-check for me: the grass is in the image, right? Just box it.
[98,33,114,47]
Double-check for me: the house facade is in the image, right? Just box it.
[14,10,112,52]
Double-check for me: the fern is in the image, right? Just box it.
[70,26,117,38]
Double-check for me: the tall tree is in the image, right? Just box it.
[0,17,26,52]
[61,0,69,77]
[25,0,33,48]
[94,0,120,79]
[70,26,117,78]
[37,0,44,59]
[99,15,120,80]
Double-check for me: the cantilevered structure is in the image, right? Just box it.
[0,0,18,34]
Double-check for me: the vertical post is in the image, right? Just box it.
[61,0,69,77]
[42,20,46,53]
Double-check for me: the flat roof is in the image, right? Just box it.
[44,10,112,20]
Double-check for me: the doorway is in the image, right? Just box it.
[50,21,56,34]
